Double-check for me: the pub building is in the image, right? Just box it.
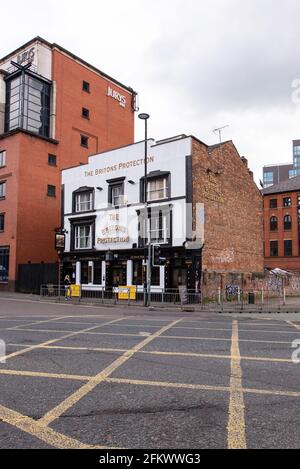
[61,134,263,293]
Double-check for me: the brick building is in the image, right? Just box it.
[263,176,300,271]
[0,37,137,289]
[61,135,263,293]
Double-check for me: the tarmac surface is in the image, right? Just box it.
[0,294,299,449]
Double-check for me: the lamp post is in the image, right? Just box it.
[138,113,150,307]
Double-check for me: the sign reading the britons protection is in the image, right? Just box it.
[96,211,130,245]
[84,156,154,178]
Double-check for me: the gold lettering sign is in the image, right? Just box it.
[203,172,224,203]
[84,156,155,177]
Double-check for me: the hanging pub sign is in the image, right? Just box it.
[55,233,65,250]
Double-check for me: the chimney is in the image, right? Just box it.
[241,156,248,167]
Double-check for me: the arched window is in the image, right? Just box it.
[284,215,292,230]
[270,216,278,231]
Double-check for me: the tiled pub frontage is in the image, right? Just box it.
[63,246,201,293]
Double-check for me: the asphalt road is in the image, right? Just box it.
[0,295,299,449]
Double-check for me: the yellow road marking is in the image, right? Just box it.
[227,320,246,449]
[6,342,293,363]
[10,328,143,337]
[0,369,90,381]
[0,403,119,449]
[106,377,230,392]
[7,343,127,353]
[39,318,183,426]
[8,315,73,331]
[142,350,294,363]
[105,377,300,398]
[286,320,300,330]
[158,335,291,344]
[3,317,124,361]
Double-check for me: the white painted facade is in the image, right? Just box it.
[62,137,193,290]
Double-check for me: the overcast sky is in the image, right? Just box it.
[2,0,300,185]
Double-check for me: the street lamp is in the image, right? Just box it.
[138,112,150,307]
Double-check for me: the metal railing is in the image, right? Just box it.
[40,285,299,310]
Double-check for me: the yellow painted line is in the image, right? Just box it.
[10,328,143,337]
[106,377,230,392]
[105,377,300,398]
[141,350,293,363]
[39,318,183,426]
[286,320,300,331]
[8,315,73,330]
[0,369,90,381]
[160,335,291,344]
[7,343,128,353]
[242,387,300,397]
[227,320,246,449]
[6,342,292,364]
[3,317,124,361]
[0,403,119,449]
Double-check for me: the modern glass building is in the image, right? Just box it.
[262,140,300,188]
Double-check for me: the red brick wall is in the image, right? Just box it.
[264,191,300,271]
[52,49,135,170]
[0,134,20,286]
[0,48,135,288]
[192,139,264,274]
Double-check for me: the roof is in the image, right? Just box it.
[0,36,136,94]
[262,174,300,195]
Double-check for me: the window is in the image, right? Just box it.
[111,185,123,206]
[0,182,6,198]
[47,185,56,197]
[270,216,278,231]
[270,241,278,257]
[0,151,6,167]
[284,240,292,256]
[80,135,89,148]
[147,177,168,201]
[75,192,93,212]
[284,215,292,230]
[93,261,102,284]
[132,260,144,285]
[0,213,4,231]
[75,225,92,249]
[298,195,300,206]
[269,199,277,209]
[263,171,273,187]
[0,246,9,282]
[80,261,89,284]
[107,178,125,206]
[82,81,90,92]
[5,73,51,137]
[289,169,297,179]
[151,266,160,286]
[48,154,56,166]
[147,208,170,244]
[82,107,89,119]
[283,197,292,207]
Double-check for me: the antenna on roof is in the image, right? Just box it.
[213,125,229,159]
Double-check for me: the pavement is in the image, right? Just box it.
[0,294,299,449]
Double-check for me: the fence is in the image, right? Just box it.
[40,284,297,310]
